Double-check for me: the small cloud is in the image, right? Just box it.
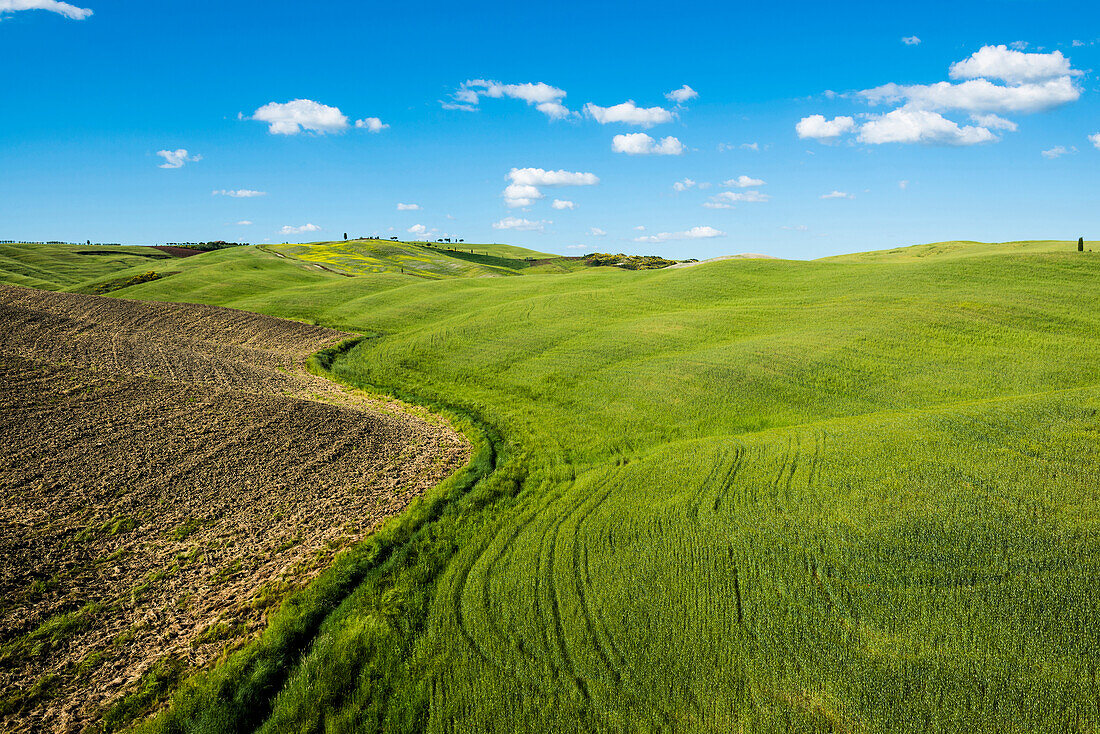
[237,220,253,226]
[1009,40,1030,51]
[397,203,421,211]
[566,244,589,250]
[1090,132,1100,149]
[723,175,765,188]
[407,223,433,237]
[717,142,761,152]
[971,113,1018,131]
[588,227,607,236]
[1072,40,1085,47]
[157,149,201,169]
[551,199,575,210]
[704,190,770,209]
[445,80,573,120]
[355,117,389,132]
[673,178,697,191]
[612,133,684,155]
[503,167,599,207]
[281,223,321,234]
[665,85,699,104]
[899,180,910,190]
[585,101,674,127]
[253,99,349,135]
[634,225,725,243]
[902,36,921,46]
[213,189,265,197]
[781,225,809,231]
[0,0,92,19]
[1041,145,1075,158]
[821,190,854,199]
[634,225,646,231]
[493,217,550,231]
[796,115,856,140]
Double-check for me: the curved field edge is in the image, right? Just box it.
[132,339,508,734]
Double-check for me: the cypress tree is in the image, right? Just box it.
[1080,237,1085,252]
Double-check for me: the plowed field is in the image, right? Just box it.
[0,286,469,731]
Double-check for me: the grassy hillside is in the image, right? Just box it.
[0,243,179,290]
[823,238,1093,262]
[6,242,1100,732]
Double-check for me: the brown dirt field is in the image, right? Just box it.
[0,285,470,732]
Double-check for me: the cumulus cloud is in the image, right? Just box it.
[493,217,549,231]
[634,225,725,243]
[588,227,607,236]
[253,99,349,135]
[446,80,573,119]
[355,117,389,132]
[1041,145,1075,158]
[858,108,997,145]
[801,45,1084,148]
[796,115,856,140]
[665,85,699,104]
[502,167,599,207]
[407,224,433,237]
[902,36,921,46]
[673,178,701,191]
[820,191,853,199]
[584,101,673,127]
[949,45,1077,84]
[0,0,92,19]
[860,76,1081,115]
[1089,133,1100,150]
[703,190,770,209]
[612,133,684,155]
[213,189,265,197]
[724,175,765,188]
[157,149,201,169]
[281,223,321,235]
[396,203,421,211]
[551,199,575,210]
[237,220,253,226]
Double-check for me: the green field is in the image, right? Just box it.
[5,239,1100,732]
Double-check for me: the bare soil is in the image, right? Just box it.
[0,285,470,732]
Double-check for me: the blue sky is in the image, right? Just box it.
[1,0,1097,259]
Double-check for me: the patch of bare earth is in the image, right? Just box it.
[0,285,470,732]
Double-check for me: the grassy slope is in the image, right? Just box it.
[0,244,175,290]
[6,242,1100,732]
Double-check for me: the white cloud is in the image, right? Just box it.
[1089,133,1100,150]
[796,115,856,140]
[970,113,1018,131]
[673,178,698,191]
[634,225,725,243]
[584,101,674,127]
[1009,41,1030,51]
[551,199,575,210]
[502,167,599,207]
[902,36,921,46]
[703,190,770,209]
[781,225,809,231]
[355,117,389,132]
[665,85,699,104]
[446,80,573,119]
[407,224,433,237]
[588,227,607,236]
[157,149,201,169]
[634,225,646,231]
[1041,145,1075,159]
[723,175,765,188]
[0,0,92,19]
[237,220,253,226]
[949,45,1077,83]
[566,245,589,250]
[861,76,1080,115]
[396,203,421,211]
[898,180,909,190]
[612,133,684,155]
[821,191,854,199]
[253,99,349,135]
[493,217,549,231]
[858,108,997,145]
[281,223,321,234]
[213,189,265,197]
